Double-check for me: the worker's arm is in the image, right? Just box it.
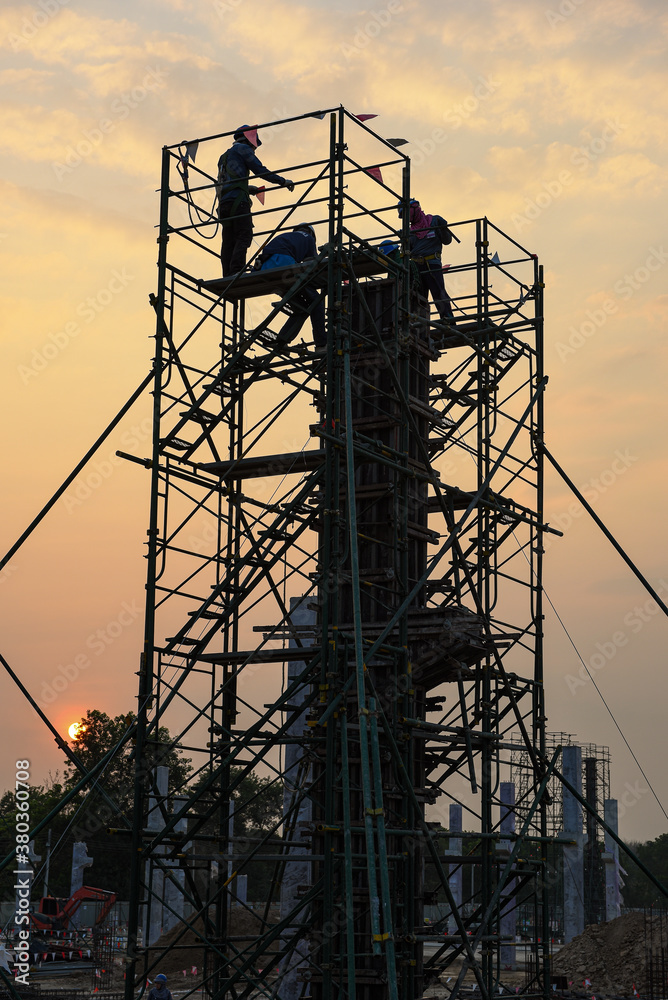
[240,144,293,190]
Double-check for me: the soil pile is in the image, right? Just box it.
[146,905,281,978]
[552,911,668,995]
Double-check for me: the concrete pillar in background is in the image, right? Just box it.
[498,782,517,969]
[603,799,621,921]
[145,765,169,947]
[446,803,463,937]
[279,596,315,1000]
[562,745,584,943]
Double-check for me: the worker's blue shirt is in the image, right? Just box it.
[147,987,172,1000]
[409,214,451,258]
[217,141,287,206]
[261,231,317,263]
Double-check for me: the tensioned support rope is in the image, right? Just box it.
[0,368,155,573]
[539,440,668,619]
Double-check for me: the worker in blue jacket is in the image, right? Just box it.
[258,224,326,349]
[217,125,295,276]
[399,199,455,323]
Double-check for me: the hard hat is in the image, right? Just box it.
[379,240,398,255]
[233,125,261,148]
[155,974,167,982]
[397,198,418,217]
[294,223,316,240]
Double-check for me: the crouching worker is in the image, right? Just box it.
[398,198,455,323]
[258,224,326,349]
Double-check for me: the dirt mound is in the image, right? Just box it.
[552,912,668,995]
[145,905,281,979]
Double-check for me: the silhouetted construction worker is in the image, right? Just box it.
[399,199,455,323]
[257,224,326,349]
[217,125,295,277]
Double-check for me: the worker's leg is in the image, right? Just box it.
[304,287,326,348]
[219,201,253,276]
[228,212,253,275]
[420,260,454,322]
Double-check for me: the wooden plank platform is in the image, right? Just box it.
[199,449,326,479]
[200,253,390,300]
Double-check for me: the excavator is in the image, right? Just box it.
[30,886,117,932]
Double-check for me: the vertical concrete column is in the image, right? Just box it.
[163,795,188,932]
[446,803,463,937]
[603,799,621,921]
[498,782,517,969]
[144,765,169,947]
[562,745,584,943]
[69,841,92,931]
[279,596,315,1000]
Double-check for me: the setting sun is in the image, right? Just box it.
[68,722,85,741]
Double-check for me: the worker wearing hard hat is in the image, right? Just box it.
[257,223,326,349]
[399,198,455,324]
[217,125,295,277]
[147,973,172,1000]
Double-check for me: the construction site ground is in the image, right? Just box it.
[8,911,665,999]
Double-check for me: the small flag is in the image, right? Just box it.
[255,186,265,205]
[387,138,408,146]
[180,141,199,165]
[355,114,378,121]
[364,165,383,184]
[491,251,500,265]
[191,966,198,975]
[310,111,327,120]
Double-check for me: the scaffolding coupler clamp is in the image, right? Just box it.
[373,932,391,942]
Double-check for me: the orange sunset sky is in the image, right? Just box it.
[1,0,667,844]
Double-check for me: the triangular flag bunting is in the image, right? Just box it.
[387,138,408,146]
[310,111,327,120]
[364,165,383,184]
[255,186,265,205]
[355,114,378,122]
[491,251,500,264]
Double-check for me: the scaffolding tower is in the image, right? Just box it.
[124,107,550,1000]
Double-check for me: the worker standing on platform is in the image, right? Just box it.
[257,224,326,349]
[399,198,455,323]
[217,125,295,277]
